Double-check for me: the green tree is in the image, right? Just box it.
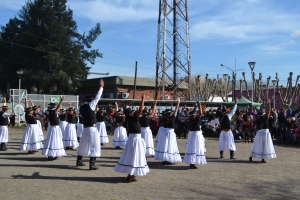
[0,0,102,94]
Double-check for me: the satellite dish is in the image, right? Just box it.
[14,104,25,123]
[14,104,25,115]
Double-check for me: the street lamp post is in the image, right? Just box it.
[248,62,256,105]
[221,64,244,100]
[223,74,229,102]
[16,69,24,126]
[272,80,276,109]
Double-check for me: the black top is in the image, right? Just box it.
[59,114,66,121]
[116,116,124,124]
[256,115,269,130]
[220,115,231,130]
[164,115,176,129]
[48,109,59,126]
[0,111,9,125]
[78,116,83,124]
[277,113,286,124]
[268,116,275,128]
[189,116,201,131]
[96,112,105,122]
[80,104,97,127]
[67,113,77,124]
[25,113,37,124]
[139,115,150,127]
[126,113,141,134]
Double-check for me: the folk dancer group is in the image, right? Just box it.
[0,80,277,182]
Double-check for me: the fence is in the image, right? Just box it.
[9,89,79,123]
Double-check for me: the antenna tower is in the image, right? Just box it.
[155,0,192,100]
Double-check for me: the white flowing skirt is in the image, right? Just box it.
[154,126,165,148]
[96,122,109,143]
[20,124,43,151]
[112,126,127,147]
[59,121,67,134]
[63,123,79,148]
[77,127,101,157]
[0,126,8,143]
[141,127,155,156]
[183,131,207,165]
[42,126,66,157]
[37,120,44,141]
[76,123,83,138]
[218,130,236,151]
[114,134,149,176]
[154,128,182,163]
[249,129,277,159]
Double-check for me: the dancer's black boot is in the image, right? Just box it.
[230,151,236,159]
[76,155,85,166]
[220,151,223,159]
[89,157,99,170]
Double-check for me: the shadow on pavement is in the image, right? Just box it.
[11,172,127,183]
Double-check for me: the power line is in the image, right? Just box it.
[0,3,155,65]
[0,38,155,70]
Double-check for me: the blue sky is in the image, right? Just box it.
[1,0,300,85]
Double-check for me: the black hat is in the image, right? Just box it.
[48,102,56,106]
[60,108,65,112]
[2,105,8,110]
[67,107,74,111]
[84,94,93,101]
[257,112,265,116]
[165,109,172,113]
[125,108,135,114]
[32,106,38,110]
[26,107,33,112]
[142,110,149,115]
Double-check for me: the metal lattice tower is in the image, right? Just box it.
[155,0,192,100]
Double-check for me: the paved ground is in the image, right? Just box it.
[0,128,299,200]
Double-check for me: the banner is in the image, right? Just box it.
[50,96,61,103]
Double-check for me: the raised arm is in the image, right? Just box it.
[196,101,202,118]
[267,99,271,118]
[150,100,157,117]
[89,79,104,110]
[29,98,34,107]
[228,98,238,120]
[55,96,64,113]
[115,102,118,112]
[1,96,7,107]
[173,98,181,118]
[137,93,145,116]
[25,97,29,108]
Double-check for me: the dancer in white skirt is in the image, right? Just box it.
[140,100,157,157]
[58,109,67,134]
[207,98,238,159]
[28,99,44,141]
[42,98,66,160]
[154,111,165,148]
[20,98,43,154]
[76,79,104,170]
[112,107,127,149]
[96,107,109,145]
[114,94,149,182]
[0,97,11,151]
[63,107,79,150]
[76,114,84,143]
[183,101,207,169]
[154,98,182,164]
[249,99,277,163]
